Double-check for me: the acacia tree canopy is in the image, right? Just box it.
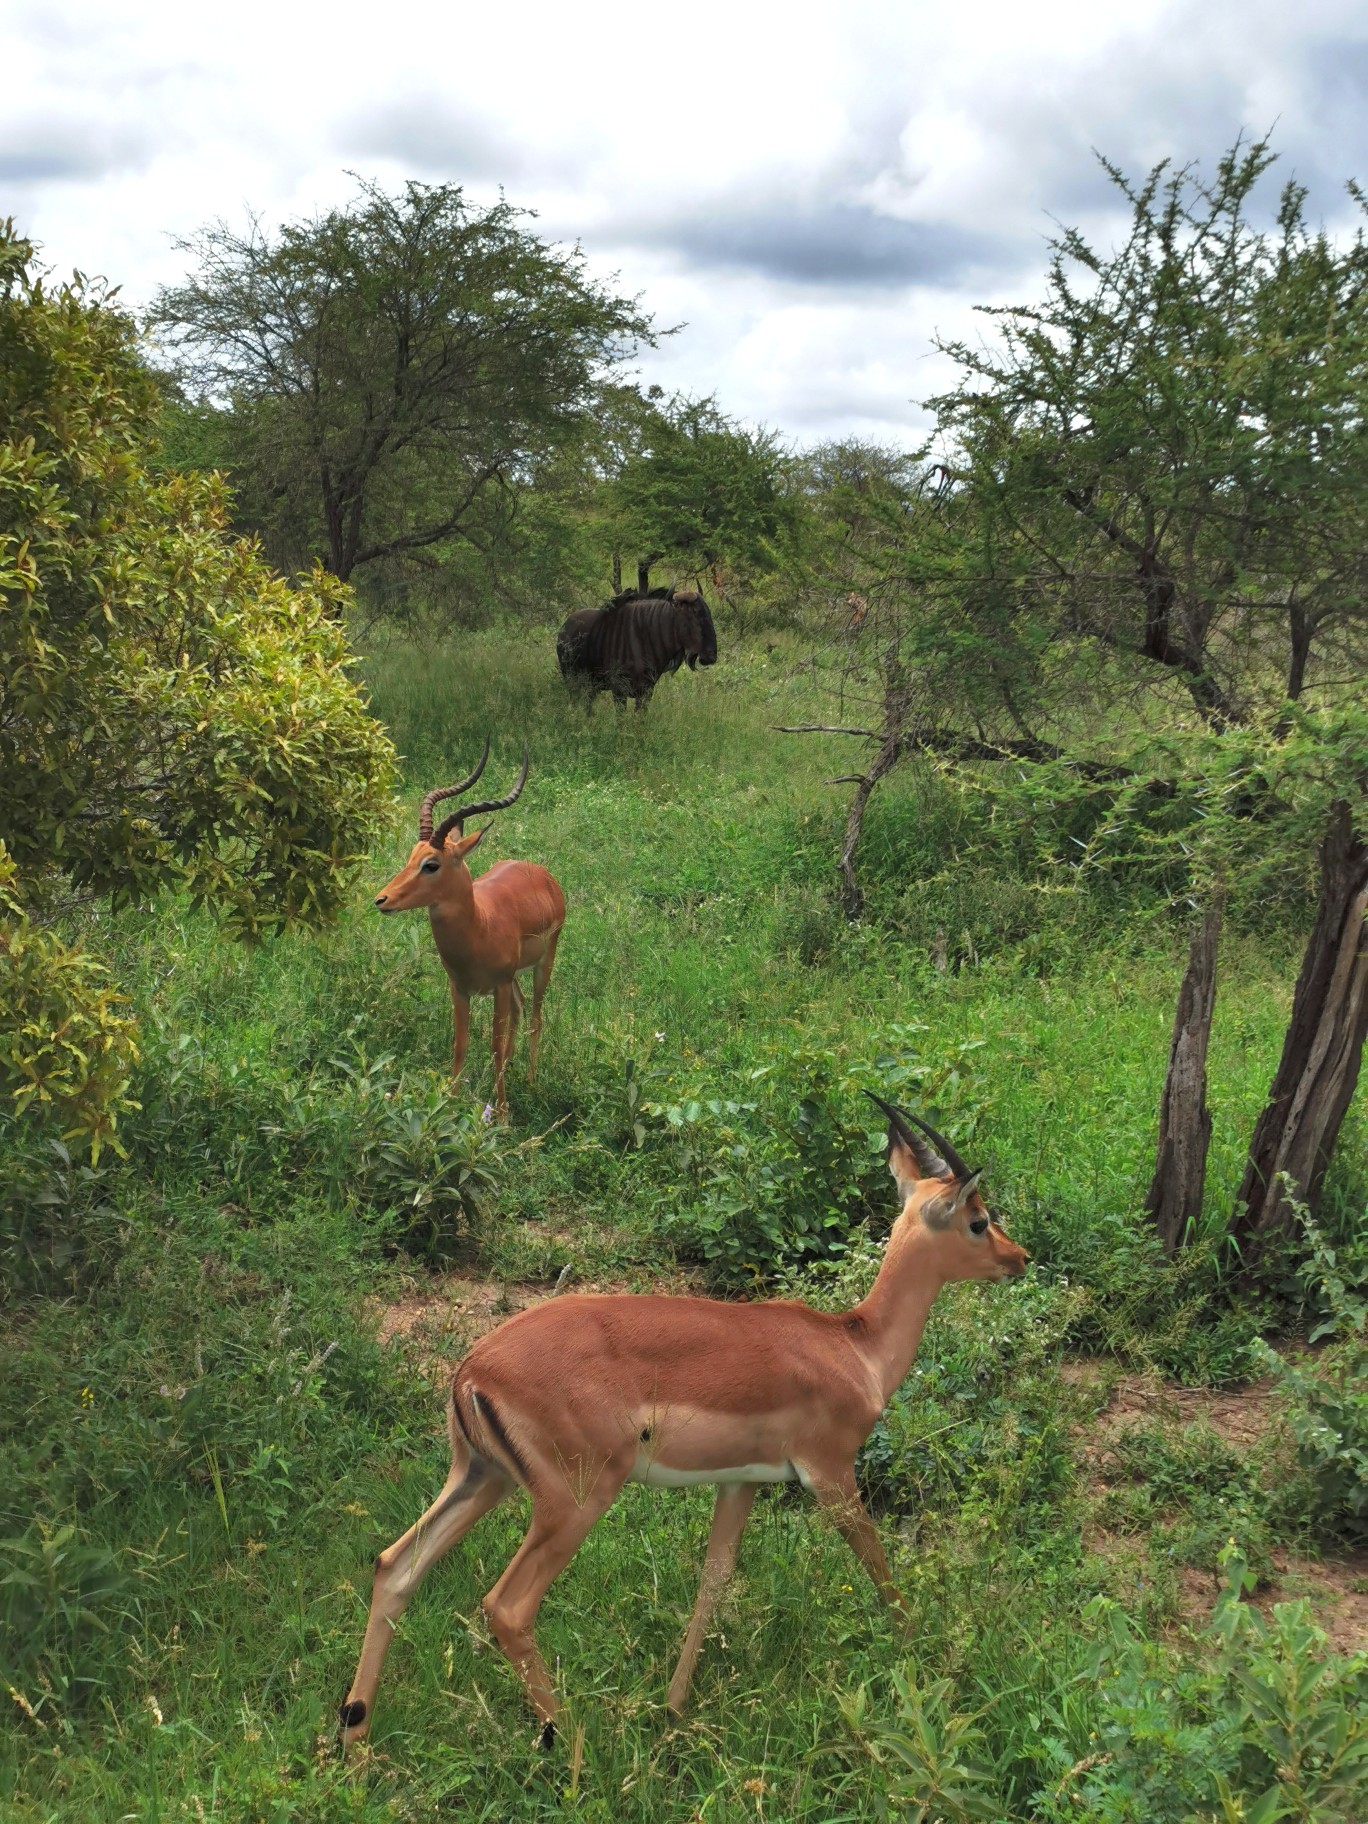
[150,179,655,584]
[931,138,1368,735]
[0,220,397,1147]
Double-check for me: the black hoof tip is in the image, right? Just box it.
[339,1700,366,1730]
[539,1720,556,1752]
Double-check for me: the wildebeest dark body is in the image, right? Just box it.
[556,587,718,706]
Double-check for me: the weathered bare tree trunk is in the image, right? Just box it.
[1145,890,1223,1253]
[837,740,900,920]
[1232,800,1368,1259]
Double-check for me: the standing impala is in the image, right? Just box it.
[375,741,565,1120]
[339,1099,1028,1751]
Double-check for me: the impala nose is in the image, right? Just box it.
[374,894,388,908]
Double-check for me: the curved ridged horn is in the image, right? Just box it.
[431,746,531,849]
[418,737,491,843]
[862,1091,975,1183]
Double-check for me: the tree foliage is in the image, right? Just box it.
[0,219,397,1144]
[606,392,796,585]
[931,137,1368,733]
[150,179,654,585]
[0,844,140,1155]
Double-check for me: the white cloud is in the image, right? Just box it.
[5,0,1367,441]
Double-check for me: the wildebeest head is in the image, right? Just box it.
[674,589,718,669]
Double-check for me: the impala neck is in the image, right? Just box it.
[427,865,486,957]
[848,1219,947,1406]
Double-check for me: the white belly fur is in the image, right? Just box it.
[629,1454,812,1489]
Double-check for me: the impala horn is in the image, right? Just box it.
[431,746,531,848]
[418,737,492,844]
[862,1091,979,1186]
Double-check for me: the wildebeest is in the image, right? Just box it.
[556,586,718,707]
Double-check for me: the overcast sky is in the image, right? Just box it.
[5,0,1367,447]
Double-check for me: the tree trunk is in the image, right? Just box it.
[1232,800,1368,1259]
[637,560,651,594]
[1145,890,1223,1254]
[612,553,621,593]
[837,741,900,921]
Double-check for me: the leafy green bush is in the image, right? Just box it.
[338,1054,505,1260]
[641,1026,986,1282]
[0,1521,139,1699]
[0,845,141,1153]
[1258,1205,1368,1541]
[0,217,396,1151]
[841,1671,1000,1822]
[844,1548,1368,1824]
[148,1038,509,1260]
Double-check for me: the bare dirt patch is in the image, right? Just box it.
[1068,1359,1366,1653]
[1260,1548,1368,1656]
[1062,1361,1278,1451]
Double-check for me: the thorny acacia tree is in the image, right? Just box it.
[787,141,1368,1253]
[0,222,396,1149]
[150,180,654,586]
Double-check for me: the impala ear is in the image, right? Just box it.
[920,1189,957,1229]
[450,825,489,859]
[950,1170,983,1214]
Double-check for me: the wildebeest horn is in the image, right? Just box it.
[862,1091,976,1183]
[417,737,491,843]
[431,746,530,848]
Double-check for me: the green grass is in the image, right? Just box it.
[3,621,1365,1820]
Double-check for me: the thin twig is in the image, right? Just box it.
[774,723,878,738]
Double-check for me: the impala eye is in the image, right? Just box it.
[969,1217,989,1236]
[420,857,441,874]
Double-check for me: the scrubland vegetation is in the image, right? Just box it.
[4,137,1368,1821]
[3,635,1366,1821]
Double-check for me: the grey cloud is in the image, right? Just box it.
[336,95,532,182]
[611,201,1025,291]
[1009,35,1368,225]
[0,119,152,185]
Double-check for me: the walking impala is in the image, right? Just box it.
[374,741,565,1119]
[339,1099,1028,1750]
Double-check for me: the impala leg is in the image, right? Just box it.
[667,1482,756,1716]
[482,1467,629,1738]
[812,1469,910,1622]
[526,932,560,1083]
[340,1454,512,1751]
[490,982,521,1119]
[450,984,471,1082]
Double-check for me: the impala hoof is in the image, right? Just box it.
[539,1719,556,1752]
[339,1699,366,1731]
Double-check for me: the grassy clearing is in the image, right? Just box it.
[3,623,1365,1820]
